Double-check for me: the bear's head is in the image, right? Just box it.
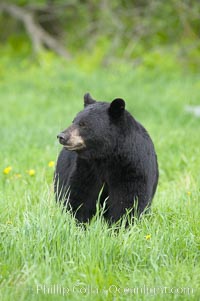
[57,93,126,159]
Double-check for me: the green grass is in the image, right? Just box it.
[0,56,200,301]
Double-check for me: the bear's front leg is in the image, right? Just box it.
[67,159,104,222]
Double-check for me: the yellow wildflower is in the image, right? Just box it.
[48,161,55,167]
[28,169,35,176]
[6,220,13,225]
[145,234,151,240]
[3,166,12,175]
[187,191,191,196]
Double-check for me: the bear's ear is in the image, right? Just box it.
[109,98,125,118]
[84,93,96,107]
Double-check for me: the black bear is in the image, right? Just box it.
[54,93,158,223]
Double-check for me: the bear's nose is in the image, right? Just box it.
[57,133,67,145]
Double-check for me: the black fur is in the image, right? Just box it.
[54,94,159,223]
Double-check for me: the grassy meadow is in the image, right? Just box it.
[0,56,200,301]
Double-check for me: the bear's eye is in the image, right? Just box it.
[79,121,86,127]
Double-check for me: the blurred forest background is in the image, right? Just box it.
[0,0,200,71]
